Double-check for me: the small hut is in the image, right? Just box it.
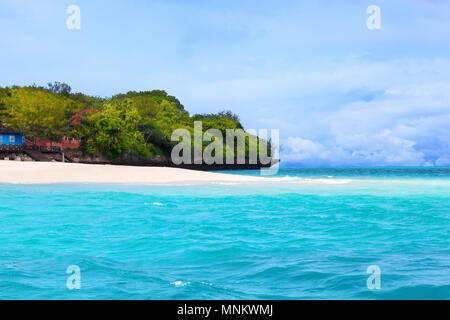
[0,128,25,151]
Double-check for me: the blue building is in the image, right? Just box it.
[0,128,25,150]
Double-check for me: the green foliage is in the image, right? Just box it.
[111,91,190,154]
[0,87,12,124]
[47,82,72,96]
[0,86,82,141]
[192,111,260,160]
[192,111,243,134]
[0,84,273,163]
[77,100,150,159]
[111,90,185,111]
[193,110,243,130]
[69,93,104,109]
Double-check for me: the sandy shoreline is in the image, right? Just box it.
[0,160,275,184]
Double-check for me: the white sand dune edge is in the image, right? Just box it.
[0,160,276,184]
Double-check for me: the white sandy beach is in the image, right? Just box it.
[0,160,275,184]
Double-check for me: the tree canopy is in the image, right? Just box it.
[0,84,272,163]
[76,99,149,159]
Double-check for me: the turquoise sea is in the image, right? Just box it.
[0,167,449,300]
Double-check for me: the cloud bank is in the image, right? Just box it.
[1,0,449,166]
[281,58,450,166]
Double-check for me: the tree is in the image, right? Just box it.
[47,82,72,96]
[79,99,150,159]
[0,87,12,127]
[110,92,191,155]
[2,87,79,142]
[0,84,273,164]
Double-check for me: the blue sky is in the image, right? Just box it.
[1,0,450,166]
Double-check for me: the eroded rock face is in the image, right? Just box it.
[30,149,276,171]
[0,152,33,162]
[64,150,109,164]
[151,155,164,163]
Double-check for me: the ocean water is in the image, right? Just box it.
[0,167,449,300]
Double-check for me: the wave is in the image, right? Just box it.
[275,176,353,184]
[171,280,191,287]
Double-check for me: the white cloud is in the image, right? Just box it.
[435,156,450,167]
[285,137,331,161]
[266,58,450,166]
[1,1,450,166]
[285,130,428,166]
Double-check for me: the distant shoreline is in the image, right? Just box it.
[0,160,276,185]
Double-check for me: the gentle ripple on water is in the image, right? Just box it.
[0,167,449,299]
